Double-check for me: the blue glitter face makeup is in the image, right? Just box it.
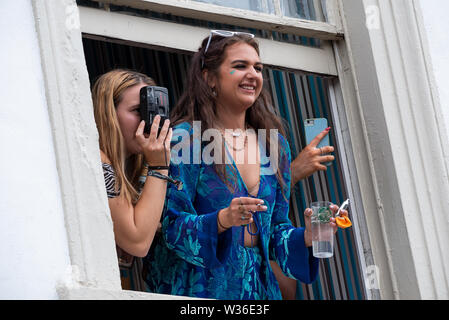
[230,70,236,75]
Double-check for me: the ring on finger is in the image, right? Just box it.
[238,199,245,213]
[240,214,247,221]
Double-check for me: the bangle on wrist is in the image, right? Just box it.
[217,211,230,230]
[147,169,183,190]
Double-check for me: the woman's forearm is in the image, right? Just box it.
[111,169,168,257]
[132,170,168,239]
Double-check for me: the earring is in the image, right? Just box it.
[211,87,217,97]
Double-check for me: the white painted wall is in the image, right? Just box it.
[0,0,446,301]
[418,0,449,149]
[0,0,71,299]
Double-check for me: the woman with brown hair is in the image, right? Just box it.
[91,69,172,289]
[143,31,341,299]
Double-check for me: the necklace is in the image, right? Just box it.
[231,129,243,137]
[219,127,245,137]
[218,126,248,152]
[224,134,247,151]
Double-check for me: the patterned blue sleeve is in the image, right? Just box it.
[269,134,319,284]
[161,123,231,270]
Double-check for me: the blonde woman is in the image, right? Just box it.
[91,69,172,288]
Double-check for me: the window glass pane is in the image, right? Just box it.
[193,0,275,14]
[280,0,325,21]
[77,1,322,47]
[76,0,327,22]
[194,0,326,22]
[77,1,325,47]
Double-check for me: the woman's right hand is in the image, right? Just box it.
[218,197,267,229]
[135,115,172,166]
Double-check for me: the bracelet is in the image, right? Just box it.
[217,211,230,230]
[147,166,169,170]
[147,170,183,191]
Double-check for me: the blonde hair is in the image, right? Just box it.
[92,69,156,205]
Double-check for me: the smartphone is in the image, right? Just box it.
[139,86,170,135]
[304,118,332,166]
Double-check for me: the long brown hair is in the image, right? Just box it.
[91,69,156,205]
[171,34,288,195]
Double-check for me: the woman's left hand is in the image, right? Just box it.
[303,204,347,247]
[290,129,334,185]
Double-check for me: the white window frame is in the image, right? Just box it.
[34,0,412,300]
[332,0,449,299]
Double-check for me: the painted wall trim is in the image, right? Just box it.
[57,285,197,300]
[32,0,122,293]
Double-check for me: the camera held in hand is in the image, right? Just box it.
[140,86,170,135]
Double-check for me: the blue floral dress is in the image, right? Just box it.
[143,122,319,299]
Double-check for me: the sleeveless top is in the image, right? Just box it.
[102,163,121,198]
